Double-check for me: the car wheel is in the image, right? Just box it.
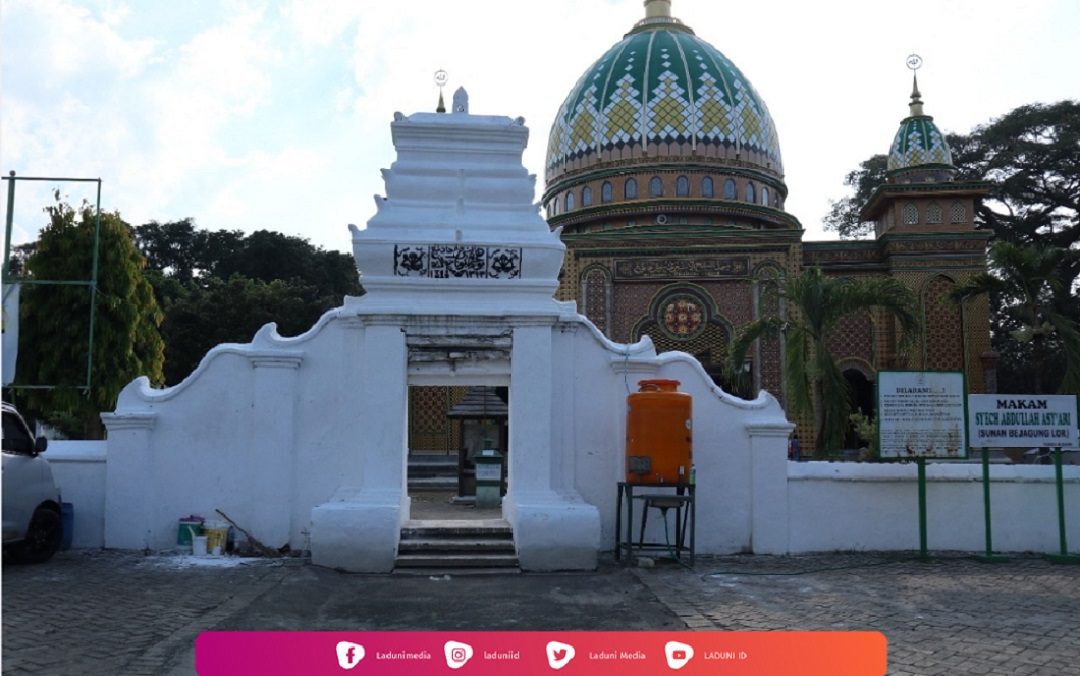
[14,507,62,564]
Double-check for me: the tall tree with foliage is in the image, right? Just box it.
[948,242,1080,395]
[729,267,920,458]
[160,275,331,385]
[132,221,362,384]
[951,101,1080,249]
[14,201,165,438]
[822,154,888,240]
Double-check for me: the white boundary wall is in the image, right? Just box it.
[45,440,106,549]
[80,306,1079,561]
[787,461,1080,553]
[82,105,1080,563]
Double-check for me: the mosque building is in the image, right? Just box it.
[540,0,995,450]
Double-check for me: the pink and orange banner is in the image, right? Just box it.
[197,631,885,675]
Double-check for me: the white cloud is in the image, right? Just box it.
[4,0,1078,253]
[142,6,283,209]
[279,0,363,47]
[22,0,158,79]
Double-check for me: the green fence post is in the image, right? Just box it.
[973,447,1007,563]
[1044,447,1080,564]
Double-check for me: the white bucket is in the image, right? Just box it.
[192,535,209,556]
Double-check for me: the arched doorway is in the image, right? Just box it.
[843,368,875,450]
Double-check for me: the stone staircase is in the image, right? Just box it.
[407,454,459,492]
[394,519,520,575]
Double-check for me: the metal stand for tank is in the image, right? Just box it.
[615,481,695,566]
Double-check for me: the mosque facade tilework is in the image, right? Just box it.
[547,27,783,182]
[541,2,993,454]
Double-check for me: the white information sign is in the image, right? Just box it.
[968,394,1079,449]
[878,371,967,459]
[475,463,502,482]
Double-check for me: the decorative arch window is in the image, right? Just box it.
[552,199,559,216]
[649,176,664,198]
[566,191,575,211]
[723,178,736,199]
[582,186,592,207]
[701,177,714,198]
[625,177,638,200]
[676,175,690,197]
[745,182,756,203]
[761,186,770,206]
[601,181,613,203]
[902,202,919,225]
[926,202,943,224]
[582,267,612,334]
[950,201,967,223]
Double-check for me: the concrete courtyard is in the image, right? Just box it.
[3,549,1079,675]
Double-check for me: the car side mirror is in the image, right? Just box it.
[34,436,48,454]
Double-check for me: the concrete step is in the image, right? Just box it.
[391,567,522,577]
[408,456,458,470]
[407,477,458,490]
[396,518,519,572]
[394,553,520,568]
[398,537,516,552]
[401,519,512,537]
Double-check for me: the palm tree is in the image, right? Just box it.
[729,267,920,458]
[948,241,1080,395]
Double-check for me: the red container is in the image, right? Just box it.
[626,379,692,484]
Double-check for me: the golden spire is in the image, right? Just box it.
[906,54,924,117]
[434,69,448,114]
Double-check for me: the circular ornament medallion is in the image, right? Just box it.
[661,296,706,340]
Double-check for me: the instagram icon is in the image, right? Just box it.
[444,641,474,669]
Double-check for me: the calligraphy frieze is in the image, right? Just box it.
[888,238,987,253]
[614,256,749,280]
[394,245,522,279]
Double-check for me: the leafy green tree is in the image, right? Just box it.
[159,275,329,385]
[212,229,360,298]
[132,221,363,384]
[14,201,164,438]
[5,242,37,278]
[952,101,1079,250]
[133,219,245,284]
[729,267,920,458]
[822,154,887,240]
[948,242,1080,395]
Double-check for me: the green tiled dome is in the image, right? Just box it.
[887,79,955,176]
[545,4,783,183]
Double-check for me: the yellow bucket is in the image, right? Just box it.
[203,521,229,554]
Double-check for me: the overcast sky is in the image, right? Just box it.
[3,0,1078,255]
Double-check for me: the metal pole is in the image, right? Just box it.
[84,179,103,392]
[1044,447,1080,564]
[974,447,1008,562]
[917,457,929,561]
[3,172,15,280]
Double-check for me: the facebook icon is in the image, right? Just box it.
[335,641,364,670]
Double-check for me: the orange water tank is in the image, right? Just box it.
[626,379,692,484]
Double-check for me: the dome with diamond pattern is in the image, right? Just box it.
[544,0,784,186]
[886,75,956,178]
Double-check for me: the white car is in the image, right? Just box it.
[2,402,63,563]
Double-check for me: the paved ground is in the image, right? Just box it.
[3,548,1079,675]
